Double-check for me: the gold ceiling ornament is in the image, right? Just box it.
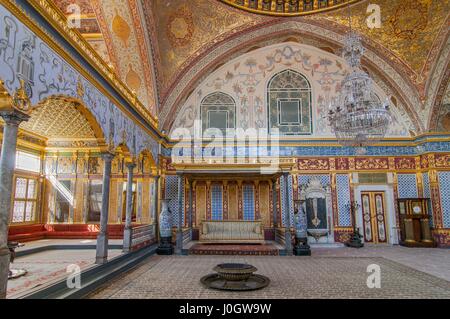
[0,79,32,114]
[219,0,362,16]
[0,79,13,111]
[13,79,33,114]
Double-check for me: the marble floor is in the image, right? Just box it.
[88,246,450,299]
[7,244,123,298]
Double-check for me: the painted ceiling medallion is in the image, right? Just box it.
[219,0,362,16]
[167,6,194,47]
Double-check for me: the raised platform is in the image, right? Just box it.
[188,242,282,256]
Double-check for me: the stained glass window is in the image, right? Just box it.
[268,69,312,135]
[243,184,255,221]
[11,176,38,223]
[211,184,223,221]
[201,92,236,136]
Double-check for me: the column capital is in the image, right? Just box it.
[101,152,115,162]
[126,161,137,169]
[0,79,33,116]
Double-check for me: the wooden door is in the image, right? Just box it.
[361,192,388,243]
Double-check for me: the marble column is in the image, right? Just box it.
[123,162,136,252]
[152,176,159,223]
[175,173,184,254]
[272,179,278,228]
[283,173,292,255]
[0,111,29,299]
[95,152,114,264]
[189,179,193,240]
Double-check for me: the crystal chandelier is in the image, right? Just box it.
[328,6,391,150]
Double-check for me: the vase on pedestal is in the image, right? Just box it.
[293,200,311,256]
[157,199,174,255]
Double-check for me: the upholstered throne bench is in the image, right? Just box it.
[199,220,264,243]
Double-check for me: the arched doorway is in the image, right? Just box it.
[5,95,107,230]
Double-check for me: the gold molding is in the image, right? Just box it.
[220,0,362,17]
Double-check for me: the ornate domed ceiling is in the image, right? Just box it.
[219,0,361,16]
[51,0,449,133]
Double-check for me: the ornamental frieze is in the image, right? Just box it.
[336,158,349,170]
[355,158,389,170]
[434,154,450,168]
[394,157,416,170]
[297,158,329,171]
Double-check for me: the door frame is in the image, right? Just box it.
[354,184,398,245]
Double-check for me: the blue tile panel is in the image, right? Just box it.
[336,174,351,226]
[211,184,223,221]
[164,175,184,226]
[165,141,450,158]
[438,172,450,228]
[243,184,255,221]
[397,174,418,199]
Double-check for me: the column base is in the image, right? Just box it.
[293,238,311,256]
[95,257,108,265]
[157,237,174,255]
[345,232,364,248]
[293,246,311,256]
[122,227,132,252]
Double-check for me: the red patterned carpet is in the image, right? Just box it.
[189,243,279,256]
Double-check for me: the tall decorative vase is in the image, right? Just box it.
[157,199,174,255]
[293,200,311,256]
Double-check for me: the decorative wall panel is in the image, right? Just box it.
[171,43,410,138]
[243,184,255,221]
[336,174,351,226]
[164,175,184,226]
[211,184,223,221]
[397,174,418,198]
[438,172,450,228]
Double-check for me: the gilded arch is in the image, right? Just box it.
[160,21,424,134]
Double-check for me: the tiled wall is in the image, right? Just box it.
[438,172,450,228]
[336,174,351,227]
[397,174,418,198]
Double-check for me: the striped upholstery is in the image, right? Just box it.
[200,220,264,243]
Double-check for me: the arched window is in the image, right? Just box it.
[267,70,312,135]
[200,92,236,135]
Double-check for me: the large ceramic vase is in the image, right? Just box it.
[157,199,174,255]
[293,205,311,256]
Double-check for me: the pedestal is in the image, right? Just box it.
[293,238,311,256]
[345,230,364,248]
[157,236,174,255]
